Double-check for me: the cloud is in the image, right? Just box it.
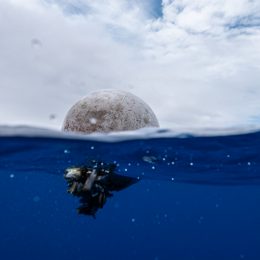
[0,0,260,130]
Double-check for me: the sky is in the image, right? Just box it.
[0,0,260,130]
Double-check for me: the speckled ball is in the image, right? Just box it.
[62,89,159,134]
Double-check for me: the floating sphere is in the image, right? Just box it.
[62,89,159,134]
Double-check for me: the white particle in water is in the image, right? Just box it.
[128,163,132,166]
[124,168,128,172]
[151,166,156,170]
[137,176,140,180]
[198,216,204,224]
[171,161,175,165]
[131,218,136,223]
[142,156,157,164]
[90,146,95,150]
[171,177,175,181]
[247,162,251,166]
[162,158,166,161]
[190,162,194,166]
[33,196,40,202]
[226,154,230,158]
[64,149,70,154]
[10,174,15,178]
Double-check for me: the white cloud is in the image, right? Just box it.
[0,0,260,130]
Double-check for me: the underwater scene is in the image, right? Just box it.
[0,126,260,260]
[2,0,260,259]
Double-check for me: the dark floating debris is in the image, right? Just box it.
[64,161,138,217]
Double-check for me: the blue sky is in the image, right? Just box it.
[44,0,163,18]
[0,0,260,130]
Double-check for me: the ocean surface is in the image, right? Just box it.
[0,126,260,260]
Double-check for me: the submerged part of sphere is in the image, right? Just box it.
[62,89,159,134]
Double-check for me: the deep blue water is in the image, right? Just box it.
[0,128,260,259]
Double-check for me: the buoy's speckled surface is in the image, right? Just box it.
[62,89,159,134]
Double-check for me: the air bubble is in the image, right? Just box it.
[142,156,157,164]
[33,196,40,202]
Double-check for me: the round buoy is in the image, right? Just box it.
[62,89,159,134]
